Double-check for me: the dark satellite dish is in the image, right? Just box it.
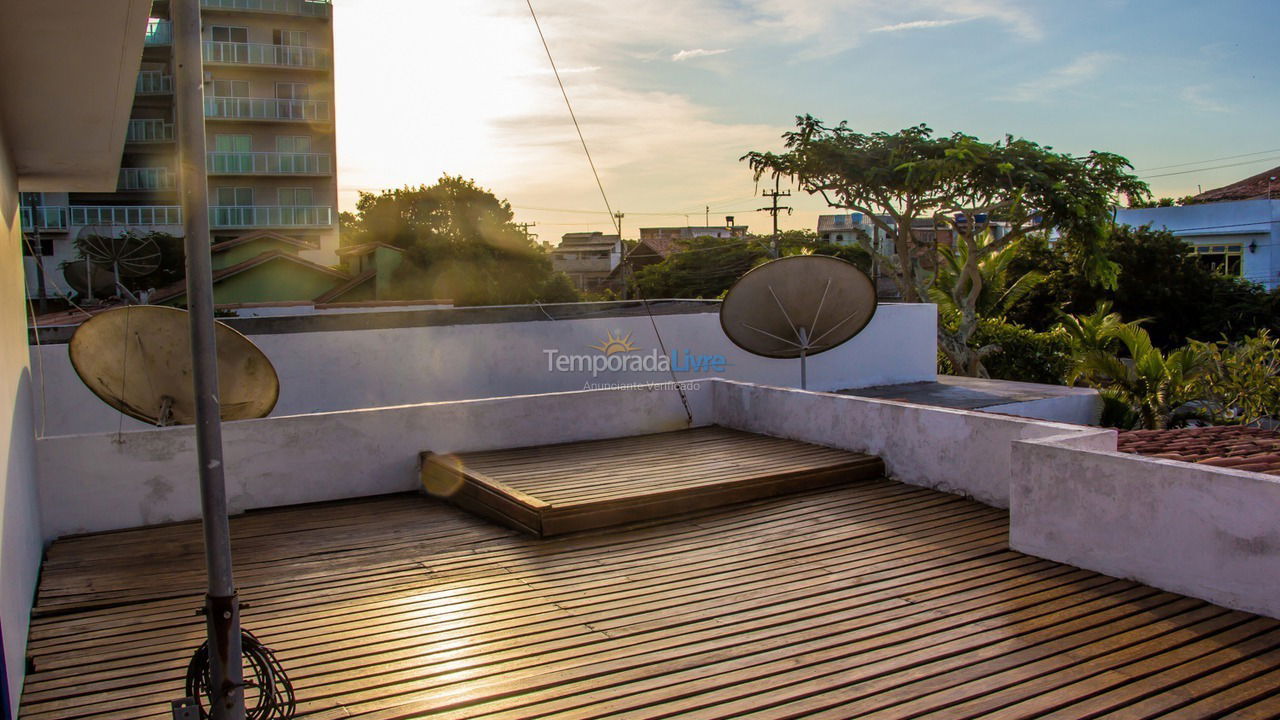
[720,254,878,389]
[79,230,162,278]
[69,306,279,426]
[62,259,116,299]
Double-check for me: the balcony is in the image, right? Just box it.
[203,41,331,70]
[211,205,333,228]
[118,167,177,191]
[144,19,171,46]
[135,71,173,95]
[200,0,332,18]
[20,206,69,232]
[70,206,183,226]
[126,119,175,143]
[207,151,333,175]
[204,96,331,123]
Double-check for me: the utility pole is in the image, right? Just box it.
[759,178,792,258]
[613,211,629,300]
[705,206,709,226]
[515,222,539,246]
[174,0,246,718]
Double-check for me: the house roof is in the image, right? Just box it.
[149,250,350,303]
[1118,426,1280,475]
[1191,165,1280,203]
[335,241,405,257]
[209,230,317,254]
[628,236,679,259]
[312,268,375,304]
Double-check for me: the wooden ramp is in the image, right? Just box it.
[419,425,885,536]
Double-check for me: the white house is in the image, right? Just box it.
[1115,199,1280,290]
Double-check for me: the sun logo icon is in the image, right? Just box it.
[590,330,639,355]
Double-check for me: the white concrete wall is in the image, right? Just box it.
[0,119,44,717]
[37,383,713,540]
[1116,199,1279,289]
[31,302,936,436]
[711,380,1108,508]
[1011,435,1280,620]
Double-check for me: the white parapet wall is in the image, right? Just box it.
[1010,434,1280,619]
[31,302,937,436]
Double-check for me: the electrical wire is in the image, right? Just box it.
[185,630,295,720]
[526,0,693,424]
[1139,148,1280,172]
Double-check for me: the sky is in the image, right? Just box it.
[333,0,1280,240]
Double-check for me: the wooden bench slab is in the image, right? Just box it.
[420,426,885,536]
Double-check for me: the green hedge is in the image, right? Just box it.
[939,320,1073,385]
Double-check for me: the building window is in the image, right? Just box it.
[22,236,54,256]
[210,25,249,43]
[835,234,844,242]
[275,82,309,100]
[273,29,307,46]
[275,136,312,153]
[278,187,313,206]
[1195,243,1244,277]
[215,134,252,152]
[212,79,249,98]
[217,187,254,206]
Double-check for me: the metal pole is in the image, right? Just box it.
[26,194,48,315]
[172,1,246,718]
[798,326,809,390]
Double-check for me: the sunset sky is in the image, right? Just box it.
[333,0,1280,239]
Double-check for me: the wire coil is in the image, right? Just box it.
[184,630,295,720]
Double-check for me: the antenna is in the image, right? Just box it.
[720,255,878,389]
[68,306,279,426]
[76,226,162,300]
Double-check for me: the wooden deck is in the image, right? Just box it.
[21,480,1280,719]
[420,426,885,536]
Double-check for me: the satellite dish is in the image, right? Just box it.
[720,255,877,389]
[62,259,116,299]
[78,229,162,278]
[69,306,279,426]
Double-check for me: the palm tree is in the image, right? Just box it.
[1058,301,1148,385]
[1073,324,1209,429]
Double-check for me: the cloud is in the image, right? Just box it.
[672,48,730,62]
[1181,84,1230,113]
[1002,52,1115,102]
[870,18,971,33]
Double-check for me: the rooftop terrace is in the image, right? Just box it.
[22,478,1280,719]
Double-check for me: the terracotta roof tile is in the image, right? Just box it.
[1118,426,1280,474]
[1191,165,1280,203]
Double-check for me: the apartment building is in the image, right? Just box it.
[21,0,338,299]
[549,231,623,292]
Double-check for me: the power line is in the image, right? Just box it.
[1141,155,1280,179]
[1139,148,1280,172]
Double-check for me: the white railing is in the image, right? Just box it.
[204,96,331,122]
[136,71,173,95]
[20,207,69,231]
[126,119,175,143]
[145,19,171,45]
[70,206,183,226]
[203,41,331,69]
[211,206,333,228]
[200,0,332,18]
[207,152,332,175]
[118,168,177,191]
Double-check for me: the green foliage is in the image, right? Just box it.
[1008,224,1280,348]
[342,176,578,306]
[929,232,1045,321]
[937,319,1072,385]
[1192,331,1280,426]
[634,236,769,299]
[1070,323,1209,430]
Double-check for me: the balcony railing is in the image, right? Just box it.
[145,19,171,46]
[203,41,331,70]
[200,0,332,18]
[118,168,178,191]
[207,152,333,175]
[204,96,331,122]
[211,205,333,228]
[20,207,69,232]
[136,71,174,95]
[70,206,183,226]
[126,119,175,143]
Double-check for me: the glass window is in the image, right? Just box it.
[1195,243,1244,277]
[217,187,254,206]
[275,82,309,100]
[215,134,252,152]
[210,26,248,43]
[212,79,249,98]
[275,136,311,153]
[278,187,313,206]
[273,29,307,46]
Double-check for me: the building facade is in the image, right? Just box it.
[549,231,622,292]
[1115,199,1280,290]
[20,0,339,300]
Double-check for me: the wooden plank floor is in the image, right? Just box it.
[420,426,885,536]
[21,480,1280,720]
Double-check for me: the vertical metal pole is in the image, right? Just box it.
[172,2,246,718]
[798,327,808,390]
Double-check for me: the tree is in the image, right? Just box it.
[1071,323,1209,430]
[341,176,578,306]
[743,117,1148,377]
[1192,331,1280,426]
